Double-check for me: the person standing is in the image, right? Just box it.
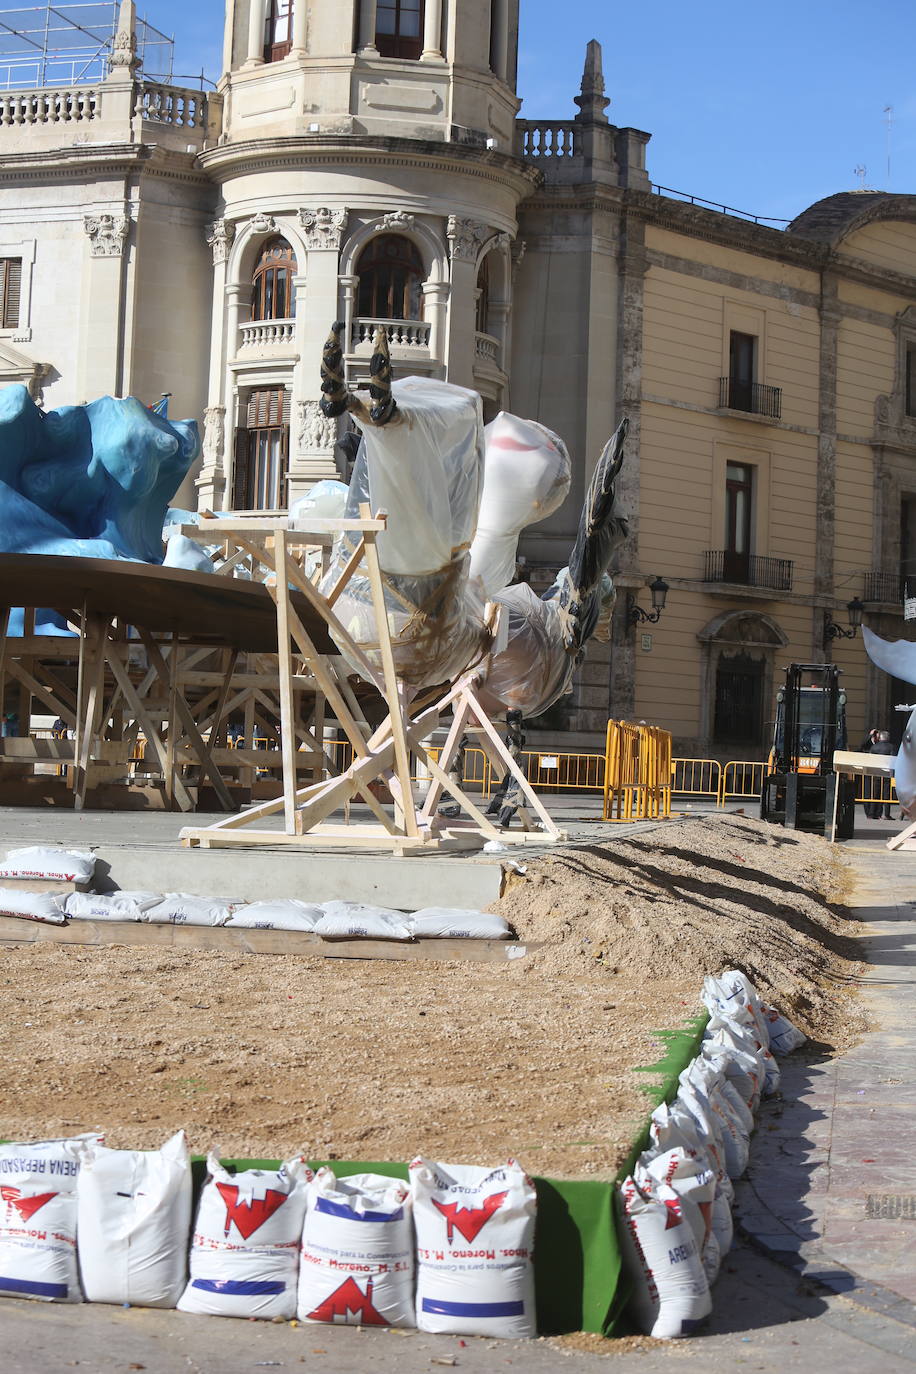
[867,730,896,819]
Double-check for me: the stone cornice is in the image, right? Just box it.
[197,134,541,199]
[0,141,211,189]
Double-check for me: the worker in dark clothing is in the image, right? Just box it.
[864,729,895,819]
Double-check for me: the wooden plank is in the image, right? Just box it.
[0,912,525,963]
[181,517,387,536]
[104,640,195,812]
[272,529,300,835]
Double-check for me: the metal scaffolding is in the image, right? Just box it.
[0,3,173,88]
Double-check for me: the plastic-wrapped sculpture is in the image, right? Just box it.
[319,324,628,717]
[862,626,916,816]
[0,385,199,634]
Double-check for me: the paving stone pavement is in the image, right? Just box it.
[734,838,916,1323]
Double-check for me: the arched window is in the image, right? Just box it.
[475,254,491,335]
[251,237,297,322]
[356,234,424,320]
[375,0,424,60]
[264,0,293,63]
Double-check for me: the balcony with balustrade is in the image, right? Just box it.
[0,78,220,154]
[238,319,298,355]
[703,550,793,593]
[862,570,907,607]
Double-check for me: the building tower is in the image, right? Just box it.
[195,0,539,510]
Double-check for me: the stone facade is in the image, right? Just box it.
[1,1,915,752]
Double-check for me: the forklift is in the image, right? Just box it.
[759,663,856,838]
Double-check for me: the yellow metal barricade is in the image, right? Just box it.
[671,758,722,802]
[603,720,672,821]
[719,760,768,806]
[855,774,897,806]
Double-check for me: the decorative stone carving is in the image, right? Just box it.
[511,237,527,281]
[249,212,276,236]
[378,211,415,234]
[297,400,337,451]
[298,207,348,251]
[27,364,49,409]
[493,231,513,254]
[202,406,226,468]
[83,213,129,258]
[108,27,139,74]
[205,219,236,265]
[447,216,489,263]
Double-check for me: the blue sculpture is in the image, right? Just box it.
[0,386,200,634]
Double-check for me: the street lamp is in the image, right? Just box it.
[823,596,864,646]
[628,576,669,627]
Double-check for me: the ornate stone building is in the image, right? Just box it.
[3,0,916,752]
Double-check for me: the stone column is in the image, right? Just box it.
[422,281,449,375]
[421,0,443,60]
[358,0,378,53]
[291,0,308,54]
[339,274,359,347]
[196,218,237,509]
[290,207,349,495]
[76,212,130,401]
[245,0,266,66]
[445,216,489,389]
[816,272,840,663]
[491,0,509,81]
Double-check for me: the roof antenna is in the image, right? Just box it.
[884,105,894,188]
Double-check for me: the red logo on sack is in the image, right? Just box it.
[0,1188,57,1221]
[214,1182,288,1240]
[306,1276,387,1326]
[432,1190,508,1244]
[663,1196,683,1231]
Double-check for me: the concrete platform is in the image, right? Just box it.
[0,798,658,911]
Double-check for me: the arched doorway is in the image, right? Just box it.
[698,610,788,758]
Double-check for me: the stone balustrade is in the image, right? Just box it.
[351,317,431,349]
[515,120,582,160]
[239,318,297,350]
[0,86,98,126]
[133,83,209,131]
[474,331,501,365]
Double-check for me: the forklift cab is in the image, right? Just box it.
[761,663,855,836]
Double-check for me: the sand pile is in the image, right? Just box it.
[0,814,865,1175]
[492,814,864,1045]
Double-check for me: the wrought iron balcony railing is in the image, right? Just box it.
[704,550,793,591]
[862,570,907,604]
[718,377,782,419]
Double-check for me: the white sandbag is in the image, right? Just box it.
[411,1157,536,1340]
[710,1186,733,1258]
[64,891,160,922]
[618,1176,712,1339]
[0,1178,81,1303]
[702,1018,762,1109]
[701,1226,721,1285]
[0,889,66,924]
[76,1130,191,1307]
[0,846,95,883]
[683,1062,748,1180]
[314,901,414,941]
[179,1154,311,1320]
[761,1003,806,1055]
[409,908,511,940]
[635,1149,715,1255]
[701,970,769,1045]
[468,412,571,598]
[674,1082,726,1181]
[0,1135,102,1183]
[298,1169,414,1327]
[227,899,323,932]
[649,1102,712,1174]
[142,894,236,927]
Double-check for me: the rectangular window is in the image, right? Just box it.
[727,330,756,412]
[376,0,424,58]
[233,388,290,510]
[0,258,22,330]
[906,344,916,418]
[264,0,293,62]
[724,461,753,582]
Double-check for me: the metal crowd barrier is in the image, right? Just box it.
[603,720,673,821]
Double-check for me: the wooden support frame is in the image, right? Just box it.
[178,514,565,854]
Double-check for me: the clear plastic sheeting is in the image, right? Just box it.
[468,413,571,599]
[322,379,489,687]
[478,583,573,718]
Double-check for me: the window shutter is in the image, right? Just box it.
[232,428,250,510]
[2,259,21,329]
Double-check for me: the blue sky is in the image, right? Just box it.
[140,0,914,223]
